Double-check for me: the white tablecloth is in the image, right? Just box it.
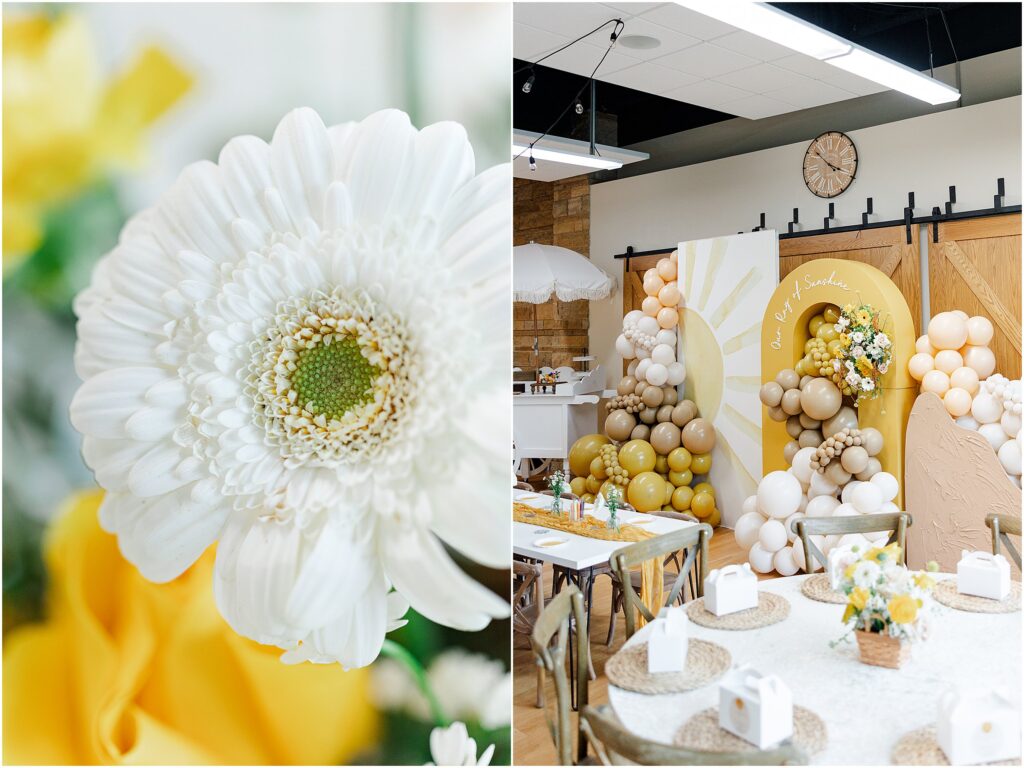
[608,574,1022,765]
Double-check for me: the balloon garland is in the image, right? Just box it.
[569,250,722,527]
[747,304,904,575]
[908,310,1022,485]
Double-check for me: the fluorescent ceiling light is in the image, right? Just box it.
[513,143,623,170]
[675,1,960,105]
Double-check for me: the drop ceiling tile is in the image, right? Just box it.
[763,80,859,110]
[712,30,796,63]
[599,2,665,17]
[543,37,643,77]
[721,93,797,120]
[661,78,754,108]
[513,2,624,40]
[772,53,888,96]
[639,4,735,40]
[514,22,568,60]
[715,62,819,93]
[655,42,759,78]
[613,15,701,59]
[599,62,701,94]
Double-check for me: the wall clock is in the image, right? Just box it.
[802,131,857,198]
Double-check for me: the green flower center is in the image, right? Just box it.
[290,336,380,419]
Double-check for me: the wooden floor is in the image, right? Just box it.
[512,527,779,765]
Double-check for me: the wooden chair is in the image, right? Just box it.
[609,523,713,640]
[580,704,808,765]
[605,510,701,646]
[791,512,912,571]
[530,585,591,765]
[985,513,1022,569]
[515,481,535,492]
[514,559,546,707]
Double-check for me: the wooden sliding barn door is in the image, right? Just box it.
[929,214,1022,379]
[778,225,923,337]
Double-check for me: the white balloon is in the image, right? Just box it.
[841,481,862,505]
[774,546,799,577]
[978,423,1009,451]
[655,329,676,347]
[797,493,809,514]
[808,471,839,499]
[998,439,1022,476]
[792,541,810,572]
[624,310,644,327]
[645,363,669,386]
[741,495,760,517]
[666,362,687,386]
[805,495,840,518]
[971,392,1002,424]
[758,519,788,553]
[784,512,805,542]
[869,472,899,502]
[748,543,775,574]
[756,471,803,519]
[833,502,859,517]
[836,533,871,552]
[635,345,651,360]
[822,534,839,553]
[955,415,980,431]
[880,501,900,515]
[1001,411,1022,438]
[637,316,660,337]
[615,334,636,360]
[635,358,652,381]
[850,482,884,514]
[734,512,764,549]
[862,527,890,543]
[651,343,675,366]
[790,447,817,484]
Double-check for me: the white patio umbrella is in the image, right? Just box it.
[513,242,614,304]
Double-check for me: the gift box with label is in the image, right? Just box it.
[718,665,794,749]
[827,544,860,590]
[646,606,689,674]
[956,550,1011,600]
[704,563,758,616]
[937,687,1021,765]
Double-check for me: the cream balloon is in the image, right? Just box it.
[962,345,996,379]
[870,471,899,502]
[808,470,838,499]
[943,387,972,417]
[734,512,764,549]
[955,414,980,431]
[773,547,799,577]
[748,543,775,574]
[971,392,1002,424]
[805,495,839,518]
[645,363,669,387]
[635,345,651,360]
[915,335,936,355]
[790,447,817,484]
[850,482,883,513]
[658,282,681,307]
[978,423,1008,451]
[635,358,652,381]
[921,369,951,397]
[637,316,659,337]
[624,309,644,327]
[615,334,636,360]
[927,312,968,350]
[655,328,676,346]
[756,471,802,519]
[643,269,665,297]
[758,520,788,553]
[642,295,661,317]
[933,349,964,375]
[666,362,686,386]
[907,353,935,381]
[656,257,675,281]
[998,439,1022,476]
[966,315,994,346]
[657,306,679,329]
[950,309,969,321]
[949,366,980,396]
[651,343,675,366]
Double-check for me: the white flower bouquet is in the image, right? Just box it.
[832,303,893,406]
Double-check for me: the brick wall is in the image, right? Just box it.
[513,175,591,377]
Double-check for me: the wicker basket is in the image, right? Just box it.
[855,630,911,668]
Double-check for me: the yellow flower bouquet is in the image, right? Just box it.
[832,543,938,668]
[831,303,893,406]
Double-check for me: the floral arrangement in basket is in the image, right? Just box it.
[833,303,892,405]
[832,543,938,667]
[548,469,567,515]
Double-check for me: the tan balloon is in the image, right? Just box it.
[658,282,681,307]
[767,405,788,422]
[642,386,664,408]
[656,404,675,423]
[642,296,662,317]
[650,422,682,455]
[934,349,963,375]
[786,416,803,439]
[783,440,801,465]
[799,375,814,390]
[671,400,697,427]
[781,388,803,416]
[800,378,842,421]
[759,381,784,407]
[859,427,884,456]
[798,429,823,448]
[681,418,716,454]
[822,406,858,439]
[824,460,852,485]
[799,413,821,429]
[949,366,980,396]
[840,445,869,474]
[617,375,638,396]
[657,257,676,281]
[962,345,996,379]
[661,386,678,406]
[657,306,679,329]
[631,424,651,441]
[775,369,800,390]
[635,380,648,396]
[639,407,658,425]
[605,409,636,441]
[855,457,882,480]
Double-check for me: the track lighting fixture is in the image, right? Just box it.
[522,72,535,94]
[574,99,584,115]
[528,153,537,171]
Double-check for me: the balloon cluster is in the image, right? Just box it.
[954,374,1023,485]
[759,368,852,466]
[809,427,885,482]
[908,310,996,417]
[615,252,684,389]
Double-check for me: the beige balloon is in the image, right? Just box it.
[800,378,842,420]
[657,306,679,329]
[799,413,821,429]
[859,427,884,456]
[855,457,882,480]
[630,424,651,441]
[824,460,852,485]
[798,429,823,449]
[661,386,678,406]
[642,296,662,317]
[658,282,681,307]
[681,418,716,453]
[639,407,658,425]
[781,388,803,416]
[783,440,801,465]
[949,366,980,396]
[617,375,638,396]
[656,404,675,423]
[642,386,664,408]
[822,406,858,439]
[605,409,635,441]
[786,416,803,439]
[635,380,648,396]
[962,345,996,379]
[759,381,784,407]
[767,405,788,422]
[650,422,682,455]
[775,369,800,390]
[671,400,697,427]
[840,445,869,474]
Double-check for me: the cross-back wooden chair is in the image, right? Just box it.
[609,523,713,640]
[792,512,912,572]
[580,704,808,766]
[530,585,591,765]
[515,481,535,492]
[552,504,638,598]
[985,513,1022,570]
[605,510,700,646]
[514,559,546,707]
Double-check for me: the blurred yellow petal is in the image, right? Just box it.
[2,200,42,271]
[3,491,378,765]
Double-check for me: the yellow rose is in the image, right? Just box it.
[3,12,191,269]
[849,586,870,611]
[3,491,378,764]
[887,594,919,625]
[913,572,935,590]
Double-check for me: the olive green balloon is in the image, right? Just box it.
[639,407,658,425]
[798,429,823,448]
[642,386,664,408]
[781,388,803,416]
[860,427,884,456]
[617,376,638,396]
[604,409,636,442]
[661,386,678,406]
[681,418,716,454]
[822,406,858,439]
[786,416,803,439]
[650,422,682,455]
[775,368,800,390]
[630,424,651,441]
[759,381,784,407]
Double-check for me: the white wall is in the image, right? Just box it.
[590,96,1022,389]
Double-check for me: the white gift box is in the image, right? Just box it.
[937,687,1021,765]
[718,665,794,749]
[956,550,1011,600]
[647,607,689,674]
[827,544,860,590]
[704,563,759,616]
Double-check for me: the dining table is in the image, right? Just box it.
[607,573,1022,764]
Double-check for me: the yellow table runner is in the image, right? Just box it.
[514,501,664,627]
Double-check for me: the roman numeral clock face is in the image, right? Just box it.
[802,131,857,198]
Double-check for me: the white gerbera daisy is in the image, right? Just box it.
[69,107,511,667]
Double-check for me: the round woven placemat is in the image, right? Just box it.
[673,705,827,756]
[892,726,1018,765]
[687,592,791,630]
[605,639,731,694]
[800,573,847,605]
[933,579,1021,613]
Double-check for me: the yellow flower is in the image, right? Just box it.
[839,332,851,348]
[849,586,870,611]
[843,304,854,314]
[865,542,901,564]
[855,309,872,326]
[887,594,919,625]
[913,572,935,590]
[3,491,378,764]
[842,604,856,623]
[3,12,192,270]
